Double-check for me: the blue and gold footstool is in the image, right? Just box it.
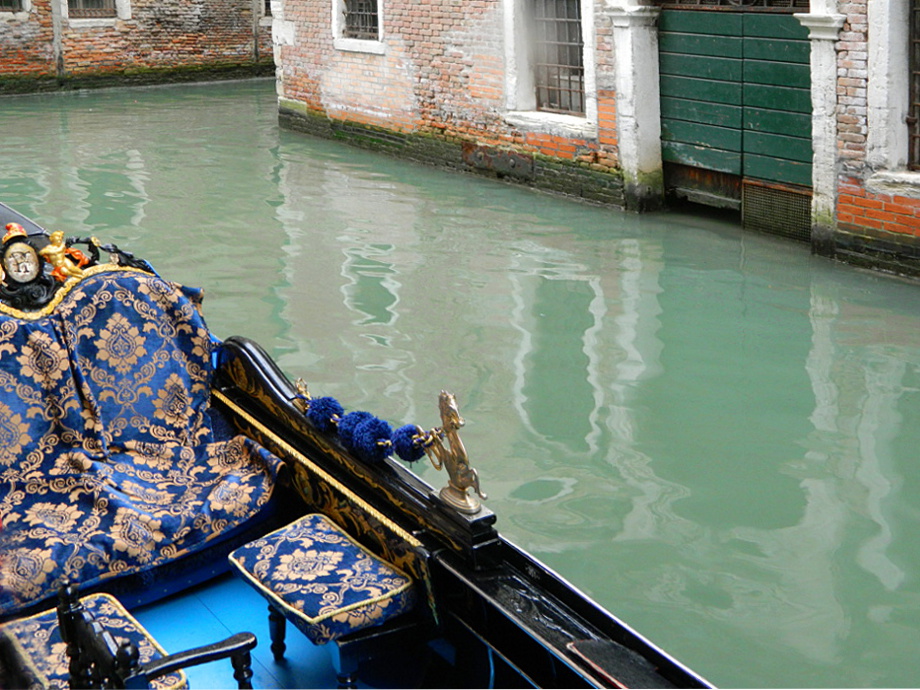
[228,513,417,683]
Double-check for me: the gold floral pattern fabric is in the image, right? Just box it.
[0,592,186,690]
[228,514,416,645]
[0,270,281,617]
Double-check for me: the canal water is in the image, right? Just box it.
[2,79,919,688]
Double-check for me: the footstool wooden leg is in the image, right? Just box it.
[336,671,358,689]
[268,604,287,661]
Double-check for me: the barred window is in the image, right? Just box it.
[910,1,920,169]
[0,0,23,10]
[69,0,116,18]
[264,0,271,16]
[343,0,378,40]
[533,0,585,115]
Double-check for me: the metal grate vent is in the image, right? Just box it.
[742,181,812,242]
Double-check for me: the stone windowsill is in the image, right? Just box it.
[66,17,119,27]
[504,110,597,140]
[866,171,920,200]
[333,37,385,55]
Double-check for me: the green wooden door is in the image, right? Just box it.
[659,10,812,198]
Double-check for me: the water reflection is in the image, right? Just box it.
[1,80,919,688]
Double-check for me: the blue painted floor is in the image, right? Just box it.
[133,573,343,690]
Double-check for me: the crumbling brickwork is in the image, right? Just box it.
[276,0,625,206]
[0,0,273,91]
[0,1,55,78]
[833,0,920,271]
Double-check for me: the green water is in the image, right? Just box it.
[3,80,920,688]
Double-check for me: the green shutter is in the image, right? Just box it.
[659,10,812,189]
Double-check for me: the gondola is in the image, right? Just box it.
[0,202,712,689]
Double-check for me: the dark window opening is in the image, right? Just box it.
[533,0,585,115]
[69,0,116,18]
[0,0,23,11]
[343,0,378,40]
[264,0,271,16]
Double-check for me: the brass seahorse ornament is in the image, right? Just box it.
[425,391,487,515]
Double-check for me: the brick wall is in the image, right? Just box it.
[835,2,920,250]
[0,0,272,89]
[836,1,868,179]
[278,0,624,203]
[0,1,55,78]
[838,178,920,237]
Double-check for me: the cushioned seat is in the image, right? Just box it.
[228,514,417,646]
[0,269,282,618]
[0,592,186,690]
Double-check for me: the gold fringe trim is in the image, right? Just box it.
[0,265,152,320]
[211,388,422,549]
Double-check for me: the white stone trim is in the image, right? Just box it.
[61,0,131,23]
[609,5,661,188]
[504,110,596,139]
[503,0,597,136]
[333,37,386,54]
[331,0,385,52]
[795,12,845,40]
[866,172,920,201]
[0,0,32,19]
[865,0,910,173]
[795,10,845,227]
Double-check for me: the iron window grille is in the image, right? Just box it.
[657,0,808,10]
[533,0,585,115]
[910,0,920,169]
[343,0,378,40]
[0,0,23,11]
[68,0,116,18]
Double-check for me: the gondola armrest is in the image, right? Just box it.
[134,632,257,688]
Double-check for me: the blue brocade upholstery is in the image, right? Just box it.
[0,269,281,618]
[0,592,186,690]
[228,514,416,645]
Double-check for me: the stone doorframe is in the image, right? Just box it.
[605,0,847,228]
[606,1,663,212]
[793,1,845,252]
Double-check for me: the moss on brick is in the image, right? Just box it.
[0,75,62,95]
[832,226,920,279]
[0,61,274,95]
[279,104,626,208]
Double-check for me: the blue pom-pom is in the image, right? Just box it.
[352,416,394,463]
[337,410,374,449]
[393,424,426,463]
[306,396,344,434]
